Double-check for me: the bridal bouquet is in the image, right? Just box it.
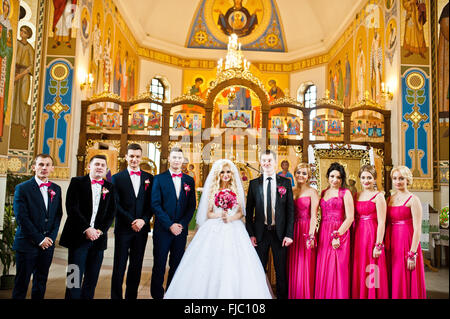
[214,189,237,212]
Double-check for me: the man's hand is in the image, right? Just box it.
[250,236,257,247]
[282,237,293,247]
[85,227,100,241]
[39,237,53,250]
[131,219,146,232]
[169,223,183,236]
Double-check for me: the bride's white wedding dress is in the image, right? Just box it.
[164,197,273,299]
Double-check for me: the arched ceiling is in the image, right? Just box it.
[115,0,365,62]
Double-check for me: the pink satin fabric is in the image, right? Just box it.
[287,197,316,299]
[315,188,351,299]
[385,196,426,299]
[351,194,389,299]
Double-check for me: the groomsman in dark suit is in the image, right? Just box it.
[12,154,63,299]
[150,147,196,299]
[111,143,153,299]
[59,154,116,299]
[246,150,294,299]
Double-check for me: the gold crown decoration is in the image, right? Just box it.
[88,82,121,102]
[211,34,269,101]
[350,90,379,108]
[172,94,206,104]
[316,89,345,108]
[129,91,164,104]
[269,96,303,107]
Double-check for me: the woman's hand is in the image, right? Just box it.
[222,211,230,223]
[407,257,416,271]
[331,238,340,249]
[373,246,381,258]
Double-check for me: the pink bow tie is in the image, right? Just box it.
[130,171,141,176]
[91,179,104,185]
[39,182,51,188]
[171,173,182,178]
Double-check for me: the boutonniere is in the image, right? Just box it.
[278,186,286,198]
[184,183,191,197]
[144,179,151,191]
[102,187,109,200]
[48,189,56,203]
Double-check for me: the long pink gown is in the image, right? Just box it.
[288,197,316,299]
[385,195,426,299]
[351,192,389,299]
[315,188,351,299]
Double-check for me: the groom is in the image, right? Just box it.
[246,150,294,299]
[150,147,196,299]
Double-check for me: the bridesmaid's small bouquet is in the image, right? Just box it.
[214,189,237,212]
[440,206,449,228]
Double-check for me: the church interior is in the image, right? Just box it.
[0,0,448,299]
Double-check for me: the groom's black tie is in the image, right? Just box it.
[267,177,272,226]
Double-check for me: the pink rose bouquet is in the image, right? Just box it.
[214,189,237,212]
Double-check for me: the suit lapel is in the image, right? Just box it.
[258,176,264,209]
[123,170,137,199]
[96,181,108,222]
[83,175,94,218]
[137,173,145,200]
[180,174,187,202]
[31,178,48,216]
[275,175,282,210]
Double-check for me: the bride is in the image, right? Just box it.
[164,159,273,299]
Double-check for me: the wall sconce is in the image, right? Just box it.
[80,73,94,90]
[381,82,393,100]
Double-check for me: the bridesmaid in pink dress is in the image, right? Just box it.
[315,162,354,299]
[385,166,426,299]
[351,165,389,298]
[287,163,319,299]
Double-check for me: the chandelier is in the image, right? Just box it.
[217,33,250,75]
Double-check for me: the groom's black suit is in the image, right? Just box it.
[246,174,294,299]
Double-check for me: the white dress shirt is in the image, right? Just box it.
[89,177,102,228]
[35,176,49,246]
[169,169,182,199]
[128,167,141,197]
[35,176,49,211]
[263,173,277,226]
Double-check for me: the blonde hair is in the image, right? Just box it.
[294,163,311,179]
[208,162,239,208]
[391,165,413,186]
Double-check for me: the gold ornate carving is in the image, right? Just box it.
[211,68,270,101]
[49,167,70,180]
[294,146,303,162]
[172,94,206,104]
[7,158,23,172]
[88,83,121,102]
[129,91,164,103]
[312,148,370,191]
[270,96,303,107]
[316,97,344,108]
[86,139,121,151]
[410,179,434,190]
[0,157,9,175]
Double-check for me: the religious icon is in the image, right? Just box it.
[221,110,252,128]
[312,117,326,136]
[402,0,427,59]
[216,0,259,37]
[268,79,284,103]
[327,119,342,136]
[0,0,14,137]
[51,0,77,49]
[148,111,161,130]
[12,25,34,140]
